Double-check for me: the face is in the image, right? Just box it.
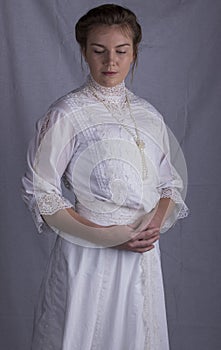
[83,25,134,87]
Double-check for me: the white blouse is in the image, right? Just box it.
[22,74,188,242]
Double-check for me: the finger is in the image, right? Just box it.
[114,232,159,251]
[139,231,160,240]
[132,245,155,253]
[127,235,159,249]
[132,236,159,249]
[114,242,156,253]
[144,226,160,235]
[132,229,159,242]
[141,232,160,242]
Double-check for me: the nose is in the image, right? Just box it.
[103,50,116,66]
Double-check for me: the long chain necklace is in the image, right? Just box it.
[89,86,148,180]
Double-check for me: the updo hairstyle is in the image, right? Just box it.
[75,4,142,73]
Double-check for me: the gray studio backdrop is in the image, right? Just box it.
[1,1,221,349]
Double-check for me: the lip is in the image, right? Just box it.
[102,71,117,76]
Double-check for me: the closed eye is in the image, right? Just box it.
[93,50,127,54]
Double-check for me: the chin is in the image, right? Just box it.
[92,72,124,87]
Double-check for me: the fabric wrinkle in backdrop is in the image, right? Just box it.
[0,1,221,349]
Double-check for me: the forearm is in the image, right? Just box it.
[65,208,105,228]
[42,208,133,248]
[150,197,175,228]
[43,207,114,229]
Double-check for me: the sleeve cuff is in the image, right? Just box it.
[160,187,189,233]
[29,193,73,233]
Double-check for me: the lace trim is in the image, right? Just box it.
[91,252,111,349]
[161,187,189,219]
[141,249,164,349]
[28,196,47,233]
[36,192,73,215]
[87,74,126,105]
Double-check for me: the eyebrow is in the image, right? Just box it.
[90,43,131,48]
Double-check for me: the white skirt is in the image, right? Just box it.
[31,236,170,350]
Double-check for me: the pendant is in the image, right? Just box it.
[136,139,145,150]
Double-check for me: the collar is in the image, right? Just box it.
[86,74,126,105]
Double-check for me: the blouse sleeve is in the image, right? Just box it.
[21,104,77,233]
[157,118,189,232]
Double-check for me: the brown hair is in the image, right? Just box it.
[75,4,142,73]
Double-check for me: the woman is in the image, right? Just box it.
[22,4,188,350]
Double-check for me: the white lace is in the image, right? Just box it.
[86,74,127,106]
[161,187,189,219]
[36,193,73,215]
[141,251,161,349]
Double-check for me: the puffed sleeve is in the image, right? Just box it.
[21,103,77,233]
[157,118,189,232]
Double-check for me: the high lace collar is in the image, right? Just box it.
[86,74,126,105]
